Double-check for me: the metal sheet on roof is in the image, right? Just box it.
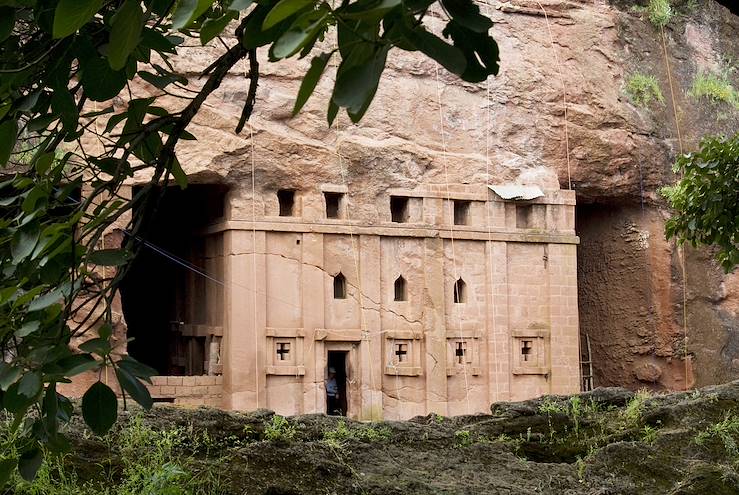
[488,184,544,201]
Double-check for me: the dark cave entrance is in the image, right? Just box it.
[120,184,227,376]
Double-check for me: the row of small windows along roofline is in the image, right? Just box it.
[332,272,467,304]
[276,189,475,226]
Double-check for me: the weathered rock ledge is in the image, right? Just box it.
[57,380,739,494]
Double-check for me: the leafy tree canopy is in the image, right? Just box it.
[0,0,499,484]
[664,134,739,272]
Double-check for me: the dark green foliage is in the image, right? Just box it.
[664,134,739,272]
[0,0,499,485]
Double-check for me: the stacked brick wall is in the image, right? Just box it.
[148,376,223,407]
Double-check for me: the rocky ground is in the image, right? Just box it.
[39,381,739,494]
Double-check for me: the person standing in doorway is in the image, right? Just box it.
[326,367,340,415]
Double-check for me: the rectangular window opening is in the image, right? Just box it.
[453,200,470,226]
[516,204,533,229]
[390,196,410,223]
[277,189,295,217]
[324,192,343,219]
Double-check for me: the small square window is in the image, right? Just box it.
[390,196,409,223]
[277,189,295,216]
[453,200,470,225]
[324,192,343,219]
[516,204,533,229]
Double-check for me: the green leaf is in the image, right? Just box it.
[0,363,21,391]
[172,0,213,30]
[138,70,187,90]
[140,27,178,54]
[0,458,16,487]
[0,7,14,42]
[442,20,499,82]
[170,158,188,189]
[341,0,401,22]
[81,381,118,436]
[80,56,128,102]
[228,0,253,10]
[270,7,329,60]
[440,0,493,33]
[332,45,388,117]
[27,115,58,132]
[43,383,59,435]
[117,356,157,383]
[57,354,99,376]
[78,337,111,356]
[27,287,63,312]
[17,372,41,399]
[21,185,47,214]
[115,367,153,409]
[35,153,55,174]
[200,14,234,45]
[88,248,129,266]
[18,448,42,482]
[11,223,40,263]
[15,320,40,338]
[0,119,18,167]
[263,0,313,30]
[98,324,113,340]
[50,87,78,132]
[405,26,466,76]
[4,381,34,413]
[293,52,331,115]
[104,113,128,134]
[327,98,338,126]
[52,0,103,38]
[108,0,145,70]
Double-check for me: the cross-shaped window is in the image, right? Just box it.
[395,343,408,362]
[276,342,290,361]
[521,340,533,362]
[455,341,466,364]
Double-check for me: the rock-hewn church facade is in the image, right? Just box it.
[117,182,580,420]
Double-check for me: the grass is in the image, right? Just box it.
[695,413,739,457]
[688,71,739,109]
[622,389,651,427]
[264,415,297,442]
[8,414,229,495]
[625,72,665,108]
[322,419,391,449]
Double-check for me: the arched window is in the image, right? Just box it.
[333,272,347,299]
[453,278,466,304]
[394,275,407,301]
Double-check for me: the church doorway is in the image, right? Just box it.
[327,351,348,416]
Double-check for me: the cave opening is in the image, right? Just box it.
[120,184,227,376]
[576,201,662,390]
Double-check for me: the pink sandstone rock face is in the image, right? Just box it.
[64,0,739,407]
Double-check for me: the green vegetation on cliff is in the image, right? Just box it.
[4,381,739,494]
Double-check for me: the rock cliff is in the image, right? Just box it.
[117,0,739,391]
